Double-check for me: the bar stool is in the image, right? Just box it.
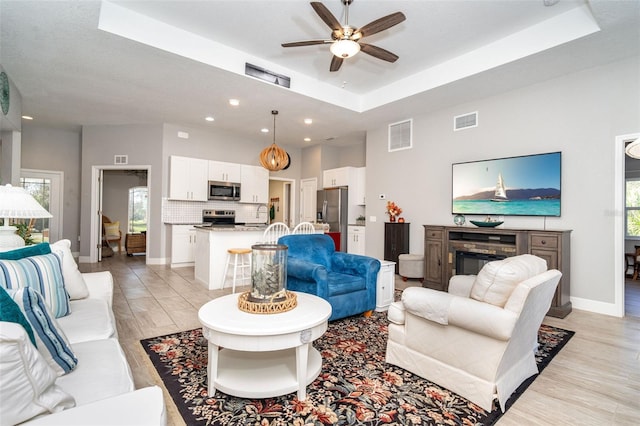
[222,248,252,293]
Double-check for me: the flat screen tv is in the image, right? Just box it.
[452,151,561,217]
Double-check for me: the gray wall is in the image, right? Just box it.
[365,56,640,310]
[21,124,82,251]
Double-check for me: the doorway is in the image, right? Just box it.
[268,177,295,227]
[616,132,640,317]
[89,165,151,263]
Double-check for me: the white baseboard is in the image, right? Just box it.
[570,296,623,318]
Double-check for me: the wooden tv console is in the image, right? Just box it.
[423,225,571,318]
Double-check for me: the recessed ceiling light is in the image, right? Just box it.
[304,137,311,142]
[261,128,269,133]
[205,116,215,122]
[304,118,313,125]
[229,99,239,106]
[22,115,33,120]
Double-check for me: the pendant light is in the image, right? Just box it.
[260,110,289,171]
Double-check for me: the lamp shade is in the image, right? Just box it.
[0,184,52,218]
[0,184,52,252]
[330,39,361,58]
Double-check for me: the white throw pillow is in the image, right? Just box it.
[470,254,547,307]
[0,322,75,425]
[50,239,89,300]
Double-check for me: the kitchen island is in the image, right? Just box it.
[194,226,266,290]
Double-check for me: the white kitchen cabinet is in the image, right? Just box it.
[323,167,352,188]
[376,260,396,312]
[208,160,241,183]
[354,167,366,205]
[171,225,198,266]
[347,225,366,255]
[240,164,268,203]
[169,156,208,201]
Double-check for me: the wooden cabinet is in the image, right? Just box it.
[239,165,268,203]
[208,160,241,182]
[347,225,366,255]
[171,225,197,266]
[384,223,410,274]
[529,231,572,318]
[376,260,396,311]
[424,226,446,291]
[423,225,572,318]
[169,156,208,201]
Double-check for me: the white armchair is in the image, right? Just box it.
[385,254,561,412]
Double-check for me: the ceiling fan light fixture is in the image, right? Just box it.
[626,139,640,159]
[330,39,360,58]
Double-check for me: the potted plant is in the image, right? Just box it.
[356,215,366,226]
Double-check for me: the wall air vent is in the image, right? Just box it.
[454,111,478,131]
[388,119,412,152]
[245,63,291,88]
[114,155,128,165]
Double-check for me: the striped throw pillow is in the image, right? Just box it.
[0,253,70,318]
[8,286,78,375]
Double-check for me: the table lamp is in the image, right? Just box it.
[0,184,53,252]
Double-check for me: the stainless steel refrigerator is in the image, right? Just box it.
[317,187,348,252]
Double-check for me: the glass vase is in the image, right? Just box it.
[250,244,288,303]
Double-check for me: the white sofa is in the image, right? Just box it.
[385,254,561,412]
[0,240,166,425]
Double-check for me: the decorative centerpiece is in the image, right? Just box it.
[386,201,402,223]
[470,216,504,228]
[356,215,366,226]
[238,244,297,314]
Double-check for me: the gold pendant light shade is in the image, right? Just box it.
[260,110,289,172]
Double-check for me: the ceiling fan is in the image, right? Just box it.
[282,0,406,72]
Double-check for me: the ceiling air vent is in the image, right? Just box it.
[388,119,412,152]
[454,111,478,131]
[245,63,291,88]
[114,155,128,165]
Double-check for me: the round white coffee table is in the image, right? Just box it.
[198,291,331,401]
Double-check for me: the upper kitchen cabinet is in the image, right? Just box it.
[323,167,352,188]
[208,160,241,183]
[354,167,366,205]
[169,155,208,201]
[240,165,268,204]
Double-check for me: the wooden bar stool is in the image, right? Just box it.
[222,248,252,293]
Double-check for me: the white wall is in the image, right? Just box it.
[365,57,640,311]
[21,124,82,251]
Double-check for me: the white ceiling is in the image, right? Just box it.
[1,0,638,148]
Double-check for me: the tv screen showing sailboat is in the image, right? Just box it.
[452,152,561,217]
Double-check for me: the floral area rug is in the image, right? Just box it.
[141,312,573,426]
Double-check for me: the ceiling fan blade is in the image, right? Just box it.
[355,12,406,38]
[311,2,343,32]
[359,43,399,63]
[282,40,330,47]
[330,55,343,72]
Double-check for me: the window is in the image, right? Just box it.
[128,186,148,233]
[626,178,640,237]
[19,177,51,243]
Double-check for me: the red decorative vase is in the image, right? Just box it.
[398,217,405,223]
[389,215,396,223]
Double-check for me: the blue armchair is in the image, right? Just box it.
[278,234,381,321]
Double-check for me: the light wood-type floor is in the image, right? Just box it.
[80,255,640,425]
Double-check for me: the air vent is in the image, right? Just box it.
[114,155,128,165]
[245,63,291,88]
[454,111,478,131]
[388,119,412,152]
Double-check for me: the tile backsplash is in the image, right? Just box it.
[162,198,269,224]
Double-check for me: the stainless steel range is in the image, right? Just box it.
[202,209,236,227]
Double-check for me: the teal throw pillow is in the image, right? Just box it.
[0,243,51,260]
[0,285,36,346]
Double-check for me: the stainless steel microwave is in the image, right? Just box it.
[208,181,241,201]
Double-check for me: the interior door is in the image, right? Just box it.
[300,178,317,223]
[97,169,104,261]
